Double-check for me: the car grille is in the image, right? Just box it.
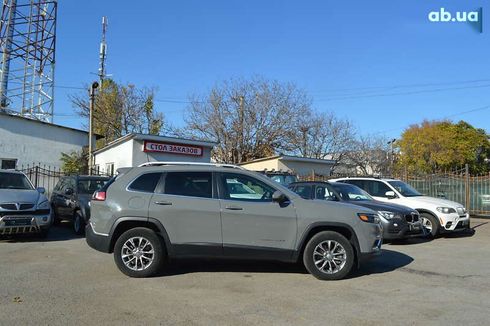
[405,212,420,223]
[0,203,35,210]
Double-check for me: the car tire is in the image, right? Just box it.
[421,213,440,237]
[303,231,354,280]
[73,211,85,235]
[113,227,165,278]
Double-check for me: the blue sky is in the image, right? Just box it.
[53,0,490,138]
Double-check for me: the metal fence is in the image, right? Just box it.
[299,166,490,217]
[16,164,110,198]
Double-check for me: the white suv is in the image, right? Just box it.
[331,177,470,236]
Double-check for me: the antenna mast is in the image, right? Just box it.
[98,16,108,86]
[0,0,57,122]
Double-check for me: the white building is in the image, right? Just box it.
[93,133,216,174]
[239,155,336,177]
[0,113,95,169]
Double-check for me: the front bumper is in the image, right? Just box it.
[439,213,470,232]
[86,222,111,253]
[0,212,51,235]
[382,219,427,240]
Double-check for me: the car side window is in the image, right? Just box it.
[366,180,392,198]
[128,173,163,193]
[221,173,275,202]
[295,185,312,199]
[164,172,212,198]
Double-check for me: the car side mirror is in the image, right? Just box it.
[385,191,396,199]
[65,188,74,196]
[37,187,46,194]
[272,190,288,204]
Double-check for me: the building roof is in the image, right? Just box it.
[0,112,103,138]
[93,133,217,155]
[239,154,336,166]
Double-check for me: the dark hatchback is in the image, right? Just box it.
[289,181,427,240]
[51,175,110,235]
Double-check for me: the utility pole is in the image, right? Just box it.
[88,82,99,175]
[387,138,397,175]
[98,16,108,86]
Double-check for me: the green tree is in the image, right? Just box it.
[60,150,88,175]
[396,120,490,174]
[71,79,164,147]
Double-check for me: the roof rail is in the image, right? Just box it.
[138,161,246,170]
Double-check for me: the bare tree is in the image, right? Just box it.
[345,135,391,175]
[291,111,356,167]
[71,79,164,147]
[180,77,311,163]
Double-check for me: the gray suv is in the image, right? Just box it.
[0,170,52,236]
[86,163,382,280]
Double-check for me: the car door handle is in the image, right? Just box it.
[225,206,243,211]
[154,201,172,206]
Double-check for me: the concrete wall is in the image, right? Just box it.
[0,115,91,169]
[94,139,134,173]
[280,160,333,176]
[240,160,281,171]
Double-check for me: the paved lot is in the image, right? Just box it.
[1,219,489,326]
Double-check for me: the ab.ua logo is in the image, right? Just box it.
[428,7,483,33]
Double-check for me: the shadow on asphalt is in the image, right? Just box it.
[156,248,413,279]
[0,222,82,243]
[439,228,476,239]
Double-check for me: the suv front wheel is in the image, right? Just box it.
[114,227,165,278]
[303,231,354,280]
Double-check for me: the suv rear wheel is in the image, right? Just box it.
[303,231,354,280]
[113,227,165,278]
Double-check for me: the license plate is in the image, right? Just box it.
[409,224,420,231]
[5,219,32,226]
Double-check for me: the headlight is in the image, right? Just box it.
[436,207,456,214]
[37,200,50,210]
[358,213,380,223]
[378,211,396,220]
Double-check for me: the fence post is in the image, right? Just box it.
[34,165,39,188]
[465,164,470,211]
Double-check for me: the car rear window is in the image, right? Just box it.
[128,173,162,193]
[164,172,212,198]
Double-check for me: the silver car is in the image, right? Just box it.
[0,169,52,237]
[86,162,383,280]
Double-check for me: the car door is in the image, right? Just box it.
[56,177,74,217]
[148,171,222,256]
[218,172,297,259]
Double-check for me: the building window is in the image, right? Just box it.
[105,163,114,176]
[1,159,17,170]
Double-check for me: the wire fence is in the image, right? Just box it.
[299,165,490,217]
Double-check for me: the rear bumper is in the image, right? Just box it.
[86,222,111,253]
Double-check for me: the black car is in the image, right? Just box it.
[51,175,110,235]
[288,181,427,240]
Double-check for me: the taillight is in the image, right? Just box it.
[92,191,106,201]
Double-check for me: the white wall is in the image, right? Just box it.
[280,160,333,176]
[240,159,281,171]
[0,115,91,169]
[94,139,134,172]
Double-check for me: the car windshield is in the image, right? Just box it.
[388,181,422,197]
[330,183,373,201]
[268,175,298,186]
[78,179,109,194]
[0,172,34,190]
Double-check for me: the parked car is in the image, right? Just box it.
[331,177,470,236]
[257,170,298,186]
[288,181,426,241]
[0,169,51,237]
[86,162,382,280]
[51,175,110,235]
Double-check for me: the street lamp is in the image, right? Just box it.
[88,81,99,175]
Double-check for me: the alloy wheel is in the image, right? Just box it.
[121,237,155,271]
[312,240,347,274]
